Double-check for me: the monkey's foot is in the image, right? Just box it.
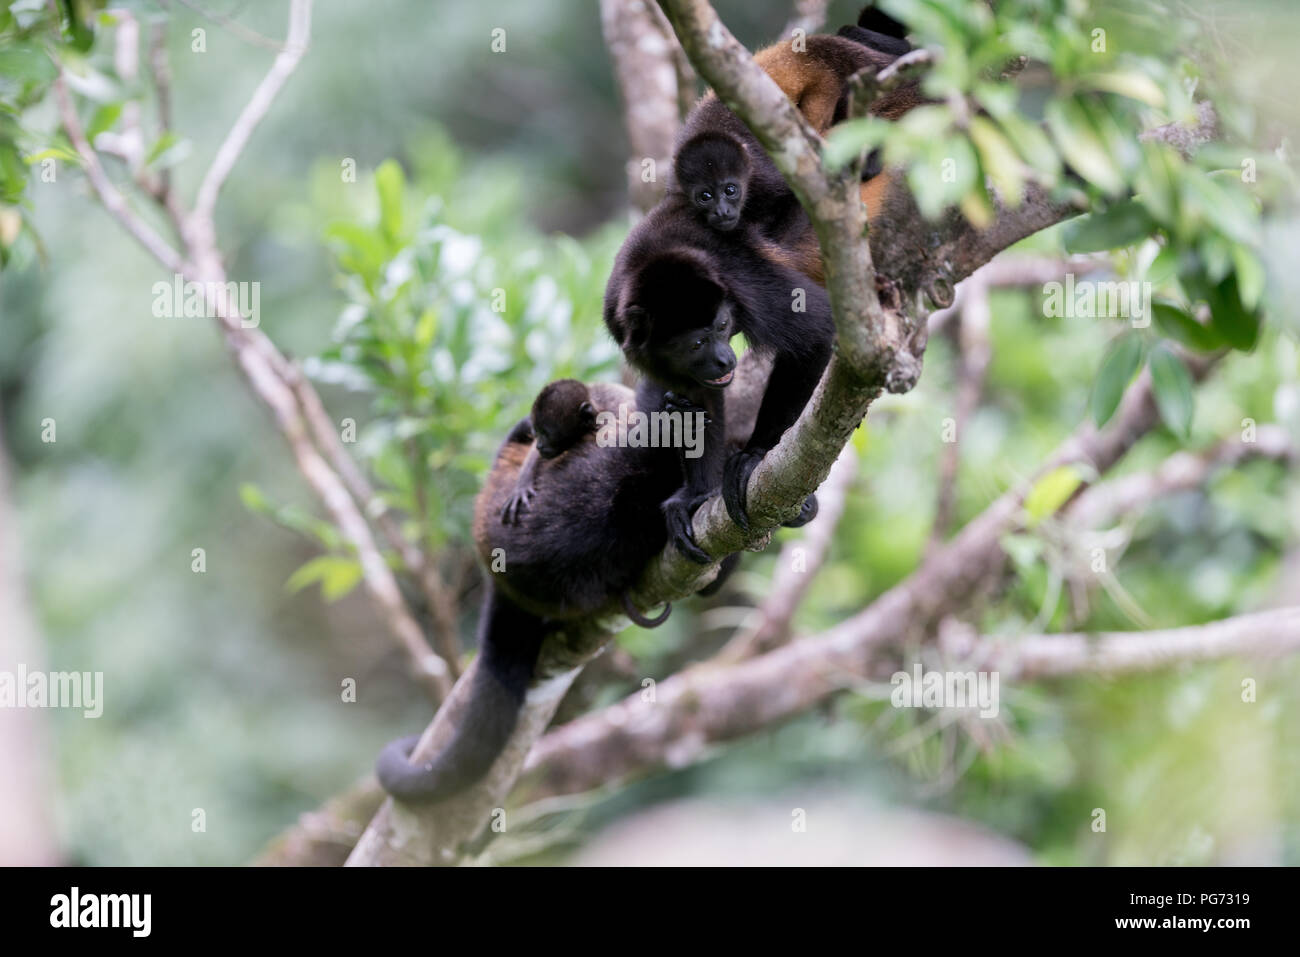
[500,484,536,525]
[781,493,819,528]
[722,447,766,532]
[662,489,712,564]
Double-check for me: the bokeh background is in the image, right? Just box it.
[1,0,1298,865]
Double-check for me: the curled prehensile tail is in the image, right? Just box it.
[375,586,545,804]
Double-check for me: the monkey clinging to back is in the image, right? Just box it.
[375,379,687,803]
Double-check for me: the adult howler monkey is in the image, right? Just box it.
[604,206,832,559]
[376,380,681,803]
[605,17,919,558]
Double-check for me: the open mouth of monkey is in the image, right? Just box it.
[703,370,735,388]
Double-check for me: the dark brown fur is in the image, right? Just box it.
[378,381,678,805]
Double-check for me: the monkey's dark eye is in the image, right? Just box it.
[692,338,706,351]
[724,183,737,196]
[698,191,712,204]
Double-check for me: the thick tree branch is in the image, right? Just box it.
[601,0,687,212]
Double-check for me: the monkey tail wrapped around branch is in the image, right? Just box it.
[375,588,545,803]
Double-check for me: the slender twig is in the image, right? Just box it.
[172,0,289,52]
[54,1,454,700]
[928,267,991,551]
[1068,425,1294,529]
[51,75,188,274]
[146,20,187,235]
[190,0,311,238]
[284,364,464,675]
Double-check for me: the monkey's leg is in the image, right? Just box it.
[660,390,722,564]
[722,347,826,531]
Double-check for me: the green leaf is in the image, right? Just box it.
[0,46,56,86]
[1199,233,1233,283]
[1081,71,1166,108]
[1180,170,1257,245]
[1046,95,1123,194]
[238,482,272,514]
[86,102,123,141]
[285,555,363,602]
[1206,273,1260,351]
[144,131,186,168]
[375,159,405,243]
[1134,143,1181,227]
[996,111,1061,181]
[414,307,438,348]
[1152,301,1220,351]
[23,145,80,166]
[1232,246,1266,311]
[1148,346,1195,438]
[1091,333,1145,427]
[1063,200,1156,253]
[823,116,891,169]
[968,115,1024,205]
[1025,466,1085,526]
[1146,244,1179,285]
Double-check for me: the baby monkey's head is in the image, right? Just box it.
[530,379,597,459]
[675,131,751,233]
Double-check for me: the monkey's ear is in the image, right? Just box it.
[579,401,596,425]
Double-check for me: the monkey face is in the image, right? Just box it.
[660,307,737,390]
[675,131,752,233]
[691,178,745,232]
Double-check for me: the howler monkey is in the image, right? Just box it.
[376,380,681,804]
[604,13,924,557]
[670,26,921,279]
[604,205,831,560]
